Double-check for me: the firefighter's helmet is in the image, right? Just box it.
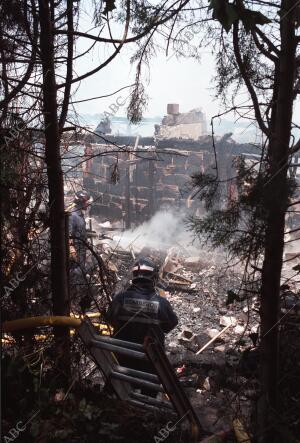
[132,257,159,283]
[74,190,92,205]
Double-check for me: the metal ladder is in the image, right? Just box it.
[77,317,204,441]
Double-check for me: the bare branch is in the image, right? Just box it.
[59,0,74,132]
[232,21,269,136]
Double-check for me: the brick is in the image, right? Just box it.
[173,174,190,186]
[91,203,109,216]
[111,195,125,204]
[130,186,152,199]
[157,198,176,209]
[102,193,111,205]
[83,176,95,189]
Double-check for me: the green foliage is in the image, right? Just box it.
[102,0,116,15]
[190,151,297,268]
[189,155,267,261]
[209,0,239,32]
[2,353,44,441]
[241,9,271,33]
[131,2,162,32]
[127,80,148,124]
[0,130,27,187]
[190,172,220,209]
[1,0,27,30]
[209,0,271,33]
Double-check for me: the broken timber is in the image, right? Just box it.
[196,324,231,355]
[77,317,205,441]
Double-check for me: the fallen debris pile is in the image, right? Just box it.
[90,239,260,436]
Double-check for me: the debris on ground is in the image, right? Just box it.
[80,236,261,436]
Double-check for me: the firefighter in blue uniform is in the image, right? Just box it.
[69,190,91,269]
[106,257,178,395]
[68,191,92,311]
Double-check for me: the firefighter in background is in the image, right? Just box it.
[69,190,91,270]
[68,190,93,312]
[106,257,178,395]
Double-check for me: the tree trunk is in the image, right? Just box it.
[259,1,296,441]
[38,0,70,384]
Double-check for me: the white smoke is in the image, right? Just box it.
[112,209,199,255]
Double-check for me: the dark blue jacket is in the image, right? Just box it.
[69,207,87,267]
[106,281,178,345]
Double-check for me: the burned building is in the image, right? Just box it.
[82,146,258,228]
[83,142,206,227]
[77,105,260,226]
[155,104,207,140]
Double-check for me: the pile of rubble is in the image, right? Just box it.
[149,249,259,434]
[96,238,260,360]
[94,242,259,434]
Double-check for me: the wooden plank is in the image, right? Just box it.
[196,325,231,355]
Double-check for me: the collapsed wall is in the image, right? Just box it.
[77,101,260,226]
[81,134,256,226]
[83,143,207,226]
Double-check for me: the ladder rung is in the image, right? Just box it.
[130,392,174,410]
[110,370,164,392]
[79,318,204,439]
[114,365,159,383]
[127,398,162,411]
[92,334,144,351]
[90,339,146,360]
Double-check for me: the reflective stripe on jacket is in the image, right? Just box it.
[106,282,178,345]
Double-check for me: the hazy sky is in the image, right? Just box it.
[72,3,300,133]
[72,4,227,122]
[74,43,218,120]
